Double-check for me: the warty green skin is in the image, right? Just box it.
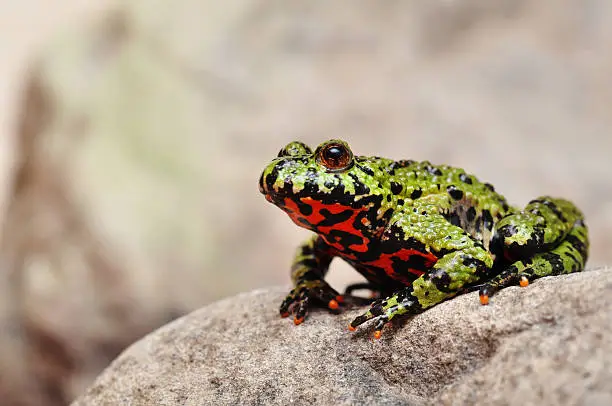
[259,140,589,337]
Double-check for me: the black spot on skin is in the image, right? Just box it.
[484,183,495,192]
[348,173,369,195]
[353,211,371,231]
[447,185,464,200]
[466,207,476,223]
[327,230,365,251]
[363,301,384,317]
[386,195,392,202]
[489,231,503,259]
[324,180,335,189]
[446,213,461,227]
[461,256,484,269]
[391,255,432,277]
[564,251,578,263]
[541,252,565,275]
[388,160,415,175]
[505,227,545,260]
[459,173,473,184]
[436,184,441,190]
[381,208,394,223]
[565,234,587,257]
[354,182,368,195]
[265,166,280,191]
[410,188,422,200]
[482,210,494,231]
[317,209,354,227]
[500,224,518,237]
[296,201,313,216]
[397,199,405,206]
[474,216,482,234]
[390,182,403,195]
[429,269,451,292]
[530,199,567,223]
[426,165,443,176]
[397,159,415,167]
[295,258,319,269]
[357,164,375,176]
[463,256,488,278]
[300,244,314,256]
[529,229,544,248]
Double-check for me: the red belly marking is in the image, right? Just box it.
[282,197,371,253]
[365,249,438,281]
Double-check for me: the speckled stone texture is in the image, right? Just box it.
[72,268,612,406]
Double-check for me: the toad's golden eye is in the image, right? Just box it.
[316,141,353,172]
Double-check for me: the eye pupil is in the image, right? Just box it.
[318,142,353,171]
[324,146,343,162]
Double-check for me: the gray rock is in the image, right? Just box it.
[73,268,612,406]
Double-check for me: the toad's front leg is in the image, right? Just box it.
[350,247,493,339]
[279,235,343,325]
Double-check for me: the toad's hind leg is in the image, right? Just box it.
[479,197,589,304]
[350,247,494,338]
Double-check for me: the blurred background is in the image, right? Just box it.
[1,0,612,405]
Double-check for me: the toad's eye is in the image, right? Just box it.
[317,141,353,172]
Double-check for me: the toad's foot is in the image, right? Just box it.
[348,287,421,339]
[479,220,588,305]
[279,279,343,325]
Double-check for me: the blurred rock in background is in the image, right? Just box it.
[0,0,611,404]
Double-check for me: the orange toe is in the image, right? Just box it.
[294,316,304,325]
[373,330,382,340]
[479,294,489,305]
[519,276,529,287]
[348,325,356,332]
[328,299,339,310]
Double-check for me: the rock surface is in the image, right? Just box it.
[73,268,612,406]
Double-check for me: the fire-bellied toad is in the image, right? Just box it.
[258,140,589,339]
